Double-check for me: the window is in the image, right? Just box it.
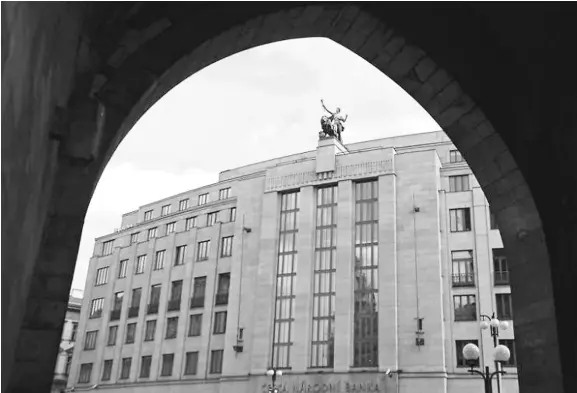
[135,255,147,274]
[148,284,161,314]
[161,354,174,376]
[147,227,157,240]
[188,314,202,337]
[353,181,379,368]
[493,248,509,285]
[165,317,178,339]
[111,291,123,320]
[449,175,470,192]
[70,322,79,342]
[125,323,136,344]
[196,240,210,261]
[161,204,172,216]
[215,273,230,305]
[198,193,209,205]
[500,339,517,366]
[311,186,337,368]
[168,280,183,311]
[166,222,175,234]
[490,211,498,230]
[144,320,156,341]
[95,267,109,286]
[272,190,300,369]
[78,363,93,383]
[454,295,477,321]
[101,360,113,381]
[154,250,165,270]
[174,245,187,266]
[191,276,206,308]
[118,259,128,278]
[65,351,73,375]
[84,330,98,350]
[107,326,117,346]
[450,149,464,163]
[184,352,199,375]
[144,210,153,221]
[129,288,142,317]
[452,250,475,287]
[185,217,197,230]
[130,232,139,244]
[229,207,236,222]
[210,350,224,374]
[449,208,472,232]
[89,298,104,318]
[120,357,131,380]
[219,187,231,200]
[213,311,227,334]
[220,236,233,257]
[102,240,114,256]
[496,293,513,320]
[179,199,189,211]
[456,340,479,367]
[207,212,218,226]
[140,356,152,378]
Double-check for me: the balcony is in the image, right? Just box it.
[110,309,121,321]
[167,299,181,312]
[215,293,229,306]
[452,273,475,287]
[494,271,510,285]
[190,296,205,309]
[128,306,139,318]
[147,303,159,315]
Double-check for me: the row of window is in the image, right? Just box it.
[451,248,510,287]
[78,349,224,384]
[455,339,517,367]
[449,208,499,232]
[453,294,514,322]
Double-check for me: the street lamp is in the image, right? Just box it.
[266,368,283,393]
[462,342,510,393]
[480,313,509,393]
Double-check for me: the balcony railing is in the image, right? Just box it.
[89,310,102,319]
[190,296,205,309]
[110,309,121,321]
[167,299,181,312]
[451,273,475,287]
[494,271,510,285]
[147,303,159,315]
[128,306,139,318]
[215,293,229,306]
[455,309,477,321]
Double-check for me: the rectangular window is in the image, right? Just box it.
[144,320,156,341]
[188,314,202,337]
[135,255,147,274]
[311,186,337,368]
[220,236,233,257]
[154,250,165,270]
[196,240,210,261]
[493,248,509,285]
[147,227,157,240]
[140,356,152,378]
[111,291,123,320]
[130,288,142,316]
[101,360,113,381]
[166,222,175,234]
[174,245,187,266]
[449,208,472,232]
[207,212,218,226]
[496,293,514,320]
[185,217,197,230]
[449,175,470,192]
[500,339,517,366]
[456,340,479,367]
[229,207,237,222]
[191,276,206,308]
[95,267,109,286]
[452,250,475,287]
[161,204,172,216]
[71,322,79,342]
[450,149,464,163]
[89,298,104,318]
[272,190,300,369]
[102,240,114,256]
[78,363,93,383]
[179,199,189,211]
[84,330,98,350]
[213,311,227,334]
[120,357,131,380]
[168,280,183,311]
[210,350,223,374]
[219,188,231,200]
[148,284,161,314]
[161,354,174,376]
[454,295,477,321]
[125,323,136,344]
[107,326,117,346]
[65,352,73,375]
[353,181,379,368]
[215,273,230,305]
[130,232,139,244]
[118,259,128,278]
[198,193,209,205]
[184,352,199,375]
[144,210,153,221]
[490,211,498,230]
[165,317,178,339]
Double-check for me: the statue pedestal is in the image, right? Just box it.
[316,135,348,174]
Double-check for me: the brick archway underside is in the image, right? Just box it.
[2,3,575,393]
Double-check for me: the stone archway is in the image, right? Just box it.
[2,3,575,393]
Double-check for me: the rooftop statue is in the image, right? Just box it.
[320,99,348,143]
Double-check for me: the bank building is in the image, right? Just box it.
[68,130,518,393]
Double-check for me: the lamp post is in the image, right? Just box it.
[462,342,510,393]
[480,313,509,393]
[266,368,283,393]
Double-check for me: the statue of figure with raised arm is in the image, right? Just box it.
[320,99,348,143]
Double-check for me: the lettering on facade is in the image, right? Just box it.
[260,381,381,393]
[265,160,393,192]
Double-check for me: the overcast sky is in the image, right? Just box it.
[71,38,439,291]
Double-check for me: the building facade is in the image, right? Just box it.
[68,131,518,393]
[52,290,83,393]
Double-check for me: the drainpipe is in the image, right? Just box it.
[236,215,250,347]
[412,193,422,349]
[205,221,223,379]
